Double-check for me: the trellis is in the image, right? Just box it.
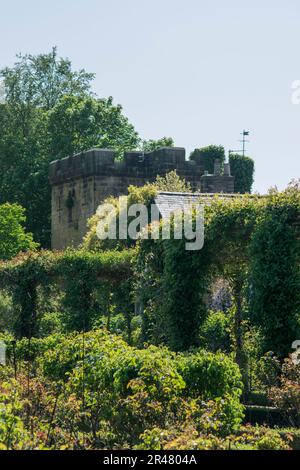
[0,249,135,339]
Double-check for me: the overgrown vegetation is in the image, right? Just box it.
[229,153,255,193]
[0,48,297,452]
[0,181,298,449]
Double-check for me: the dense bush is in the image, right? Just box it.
[136,424,290,450]
[176,350,243,401]
[0,184,299,450]
[200,310,232,352]
[0,203,38,260]
[229,153,255,193]
[249,186,300,356]
[269,358,300,427]
[36,330,244,446]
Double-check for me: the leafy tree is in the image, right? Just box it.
[190,145,225,174]
[141,136,174,152]
[0,48,95,246]
[0,46,94,110]
[47,94,139,159]
[229,153,255,193]
[0,203,38,260]
[0,49,139,246]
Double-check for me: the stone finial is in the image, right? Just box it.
[214,159,221,176]
[224,162,231,176]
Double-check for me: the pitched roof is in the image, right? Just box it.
[154,191,237,219]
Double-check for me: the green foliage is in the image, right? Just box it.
[48,94,139,159]
[56,250,133,332]
[39,329,243,445]
[39,330,183,444]
[190,145,225,174]
[160,236,211,351]
[38,311,63,338]
[2,252,54,338]
[137,195,257,353]
[0,203,38,260]
[0,249,134,337]
[200,310,232,352]
[0,49,139,246]
[256,353,281,390]
[254,430,290,450]
[176,350,243,402]
[137,417,294,451]
[229,153,255,193]
[5,333,65,363]
[0,183,298,449]
[154,170,192,192]
[0,46,93,110]
[0,381,32,450]
[269,358,300,427]
[0,292,14,331]
[0,48,95,246]
[137,187,300,381]
[141,137,174,152]
[249,186,300,356]
[83,170,193,252]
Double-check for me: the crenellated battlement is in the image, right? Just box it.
[49,147,234,249]
[49,147,204,184]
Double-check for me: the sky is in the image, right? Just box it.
[1,0,300,193]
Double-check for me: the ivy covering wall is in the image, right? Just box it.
[0,186,299,362]
[136,186,300,360]
[229,154,255,193]
[0,249,134,338]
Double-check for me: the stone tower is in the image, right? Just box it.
[49,147,234,249]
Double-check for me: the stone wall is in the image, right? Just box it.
[49,147,234,249]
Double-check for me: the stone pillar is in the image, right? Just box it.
[214,159,221,176]
[224,162,231,176]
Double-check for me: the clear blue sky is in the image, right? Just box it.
[1,0,300,193]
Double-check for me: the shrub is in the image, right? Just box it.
[0,292,14,332]
[39,330,245,445]
[256,352,281,390]
[0,203,38,260]
[269,358,300,427]
[229,154,255,193]
[0,379,48,449]
[254,431,289,450]
[175,350,244,434]
[176,350,243,400]
[200,310,232,352]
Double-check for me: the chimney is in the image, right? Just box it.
[214,159,221,176]
[224,162,231,176]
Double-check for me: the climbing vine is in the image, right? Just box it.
[136,186,300,365]
[249,187,300,356]
[229,154,255,193]
[0,249,134,337]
